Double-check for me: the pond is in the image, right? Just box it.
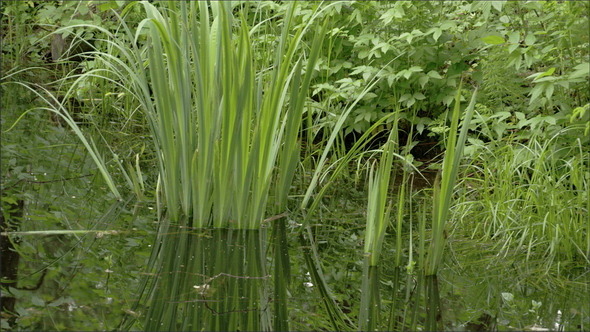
[282,219,589,331]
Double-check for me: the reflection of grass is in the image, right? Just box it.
[442,234,588,331]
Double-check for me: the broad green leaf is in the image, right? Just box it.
[78,3,89,15]
[529,84,544,104]
[534,67,556,81]
[508,43,520,53]
[402,70,412,80]
[47,297,73,307]
[515,112,526,121]
[417,122,424,133]
[363,92,377,100]
[490,111,511,120]
[399,93,412,103]
[440,21,456,30]
[573,62,590,72]
[427,70,443,79]
[481,35,505,45]
[419,75,429,88]
[414,92,426,100]
[31,295,45,306]
[570,62,590,79]
[442,94,454,106]
[533,76,558,83]
[1,196,18,205]
[527,69,557,82]
[380,9,396,25]
[508,31,520,44]
[433,28,442,42]
[545,84,554,100]
[525,33,536,45]
[98,1,120,11]
[491,1,504,12]
[386,73,397,87]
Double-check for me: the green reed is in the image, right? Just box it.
[25,1,332,330]
[358,125,397,331]
[424,83,478,276]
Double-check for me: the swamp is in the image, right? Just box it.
[1,1,589,331]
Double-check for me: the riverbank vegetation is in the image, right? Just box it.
[1,1,588,331]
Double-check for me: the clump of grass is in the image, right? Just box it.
[453,128,589,274]
[33,2,332,330]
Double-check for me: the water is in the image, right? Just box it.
[284,221,589,331]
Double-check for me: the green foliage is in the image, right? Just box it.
[0,0,134,69]
[307,2,474,136]
[60,2,332,330]
[2,1,588,331]
[286,1,589,165]
[358,124,398,330]
[363,126,397,266]
[85,1,328,230]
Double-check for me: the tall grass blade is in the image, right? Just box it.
[425,83,478,275]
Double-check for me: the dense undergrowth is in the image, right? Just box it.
[1,1,588,331]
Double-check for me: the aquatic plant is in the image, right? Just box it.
[18,2,331,330]
[424,83,478,276]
